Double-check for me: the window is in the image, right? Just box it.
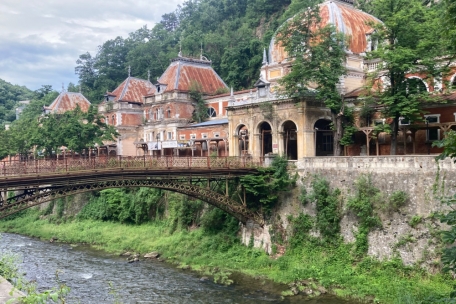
[374,119,385,126]
[213,132,220,138]
[258,86,266,97]
[399,118,410,126]
[425,115,440,141]
[167,108,171,118]
[202,133,208,139]
[105,116,109,125]
[179,135,186,140]
[207,107,216,118]
[167,132,172,140]
[404,77,428,94]
[156,108,163,120]
[190,134,196,139]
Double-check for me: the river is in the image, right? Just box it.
[0,233,351,304]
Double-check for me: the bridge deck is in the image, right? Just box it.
[0,156,261,189]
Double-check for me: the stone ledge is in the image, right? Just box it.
[0,275,24,303]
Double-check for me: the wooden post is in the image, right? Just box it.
[411,130,416,154]
[226,177,229,197]
[362,129,373,156]
[403,129,407,155]
[243,186,246,206]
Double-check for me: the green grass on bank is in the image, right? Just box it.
[0,210,453,304]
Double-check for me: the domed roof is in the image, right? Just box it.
[269,0,381,64]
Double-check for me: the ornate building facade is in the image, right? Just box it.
[97,0,456,158]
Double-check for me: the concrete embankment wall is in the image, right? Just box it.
[242,156,455,268]
[0,275,23,303]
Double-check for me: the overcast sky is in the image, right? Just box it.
[0,0,184,91]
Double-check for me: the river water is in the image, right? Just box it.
[0,233,350,304]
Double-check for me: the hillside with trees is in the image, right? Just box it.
[0,79,35,124]
[74,0,308,103]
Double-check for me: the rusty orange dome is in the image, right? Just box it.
[268,0,381,64]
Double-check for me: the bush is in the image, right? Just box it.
[347,174,382,255]
[288,213,313,248]
[387,190,408,212]
[302,176,341,241]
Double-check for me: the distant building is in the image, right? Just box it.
[43,91,91,114]
[15,100,30,120]
[98,75,155,156]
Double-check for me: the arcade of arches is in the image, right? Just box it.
[227,100,335,159]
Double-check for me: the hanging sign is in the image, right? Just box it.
[148,142,162,150]
[162,140,178,148]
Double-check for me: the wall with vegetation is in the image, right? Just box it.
[243,156,455,268]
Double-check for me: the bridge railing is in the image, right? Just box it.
[0,156,263,177]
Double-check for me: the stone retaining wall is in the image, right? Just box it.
[242,156,456,268]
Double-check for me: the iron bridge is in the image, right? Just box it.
[0,156,264,225]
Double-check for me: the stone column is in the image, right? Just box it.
[278,132,285,156]
[254,133,261,157]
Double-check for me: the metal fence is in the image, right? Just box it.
[0,156,263,177]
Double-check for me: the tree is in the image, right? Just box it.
[434,131,456,298]
[0,78,35,124]
[277,4,348,156]
[75,52,98,101]
[51,105,118,155]
[240,156,296,214]
[189,81,207,123]
[7,116,40,158]
[364,0,448,155]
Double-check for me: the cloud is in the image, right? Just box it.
[0,0,183,91]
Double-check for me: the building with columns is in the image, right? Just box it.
[97,0,456,158]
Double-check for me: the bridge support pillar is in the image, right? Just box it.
[1,189,7,204]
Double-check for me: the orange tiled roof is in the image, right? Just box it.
[108,77,155,103]
[155,57,228,95]
[45,92,91,113]
[270,0,381,63]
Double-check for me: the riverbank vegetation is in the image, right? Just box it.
[0,175,453,304]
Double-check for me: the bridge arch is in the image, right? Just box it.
[0,178,263,226]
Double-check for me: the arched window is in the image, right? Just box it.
[167,108,171,118]
[207,107,217,118]
[111,115,115,125]
[404,77,428,94]
[451,74,456,90]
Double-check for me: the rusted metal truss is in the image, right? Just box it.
[0,178,264,226]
